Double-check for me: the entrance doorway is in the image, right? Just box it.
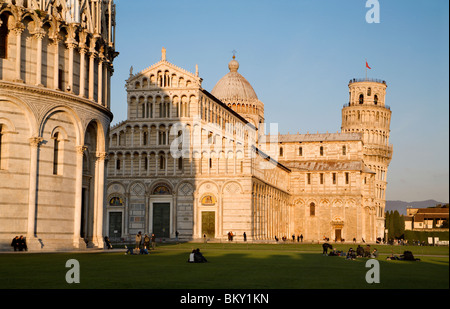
[109,212,122,242]
[153,203,170,238]
[202,211,215,239]
[335,229,342,242]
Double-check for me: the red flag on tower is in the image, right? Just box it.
[366,61,371,69]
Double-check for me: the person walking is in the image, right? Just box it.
[11,236,20,251]
[243,232,247,242]
[135,231,142,249]
[151,233,156,250]
[18,235,27,251]
[143,234,150,249]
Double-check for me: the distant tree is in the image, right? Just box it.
[388,211,395,239]
[392,210,405,238]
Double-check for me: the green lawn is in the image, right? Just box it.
[0,243,448,289]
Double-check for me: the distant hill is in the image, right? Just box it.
[386,200,448,215]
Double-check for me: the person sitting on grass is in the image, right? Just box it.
[356,245,364,257]
[328,248,338,256]
[370,248,379,258]
[188,250,196,263]
[194,248,208,263]
[346,248,356,260]
[188,249,208,263]
[140,246,149,255]
[364,245,371,257]
[400,251,420,261]
[125,245,135,255]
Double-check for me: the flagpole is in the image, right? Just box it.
[365,58,367,80]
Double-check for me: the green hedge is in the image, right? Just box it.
[404,230,449,243]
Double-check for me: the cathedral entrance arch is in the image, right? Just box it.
[202,211,215,239]
[331,217,344,242]
[149,183,173,239]
[152,203,170,238]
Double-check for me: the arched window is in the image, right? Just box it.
[159,154,165,170]
[374,95,378,105]
[359,94,364,104]
[116,158,121,170]
[0,14,8,59]
[279,147,283,157]
[320,146,324,156]
[310,203,315,216]
[53,132,61,175]
[367,88,371,96]
[143,131,148,145]
[0,124,4,169]
[158,130,166,145]
[342,145,346,155]
[178,157,183,171]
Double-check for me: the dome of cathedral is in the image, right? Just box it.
[211,57,259,102]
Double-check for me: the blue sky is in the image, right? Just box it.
[110,0,449,203]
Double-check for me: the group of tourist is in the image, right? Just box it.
[10,236,27,251]
[322,242,379,260]
[274,234,304,242]
[124,231,157,255]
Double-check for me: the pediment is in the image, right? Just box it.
[126,60,202,90]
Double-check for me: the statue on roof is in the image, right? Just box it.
[162,47,166,61]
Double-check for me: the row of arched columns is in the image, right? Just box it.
[252,181,291,240]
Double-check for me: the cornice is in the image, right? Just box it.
[0,80,113,121]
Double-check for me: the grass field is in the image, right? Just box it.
[0,243,448,290]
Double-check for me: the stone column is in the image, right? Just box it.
[124,193,130,238]
[12,25,25,83]
[193,191,199,239]
[52,36,61,89]
[98,58,104,105]
[172,193,177,238]
[114,153,118,176]
[138,153,142,176]
[92,152,107,248]
[104,63,110,108]
[26,137,43,248]
[89,50,97,100]
[73,145,87,248]
[66,42,77,92]
[34,30,45,86]
[78,47,87,97]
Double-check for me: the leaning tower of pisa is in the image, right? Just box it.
[0,0,118,251]
[341,78,393,239]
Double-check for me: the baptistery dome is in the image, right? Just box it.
[211,56,264,126]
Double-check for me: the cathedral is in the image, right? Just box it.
[0,0,392,251]
[105,48,393,244]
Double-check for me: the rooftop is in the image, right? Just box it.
[277,132,363,143]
